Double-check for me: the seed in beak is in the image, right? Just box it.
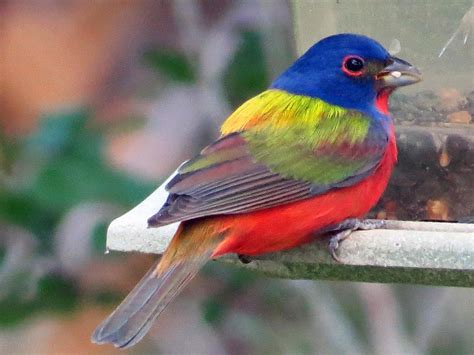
[390,71,402,78]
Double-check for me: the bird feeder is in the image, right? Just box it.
[105,1,474,288]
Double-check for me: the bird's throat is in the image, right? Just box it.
[375,88,393,115]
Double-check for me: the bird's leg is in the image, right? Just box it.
[322,219,386,263]
[327,229,353,263]
[238,254,253,264]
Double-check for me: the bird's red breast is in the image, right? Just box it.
[211,125,397,257]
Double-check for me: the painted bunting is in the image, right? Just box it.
[92,33,421,348]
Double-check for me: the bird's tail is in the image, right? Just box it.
[91,220,225,348]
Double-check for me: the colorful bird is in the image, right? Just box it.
[92,33,421,348]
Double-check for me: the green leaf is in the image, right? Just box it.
[144,49,196,83]
[36,275,79,313]
[27,108,90,158]
[25,108,154,214]
[0,247,5,266]
[91,222,108,254]
[202,299,225,325]
[223,31,269,107]
[0,296,37,327]
[0,131,18,174]
[0,190,58,251]
[30,157,154,214]
[0,275,79,327]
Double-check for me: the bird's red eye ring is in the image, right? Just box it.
[342,55,365,77]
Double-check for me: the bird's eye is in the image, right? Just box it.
[342,56,365,76]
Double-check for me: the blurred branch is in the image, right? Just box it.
[257,0,294,78]
[0,224,37,298]
[291,280,367,354]
[54,202,123,275]
[356,283,419,355]
[412,287,451,353]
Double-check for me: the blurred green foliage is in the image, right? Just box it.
[0,28,269,329]
[1,109,154,252]
[0,131,18,174]
[202,263,259,325]
[0,275,79,327]
[144,48,196,83]
[143,30,269,105]
[0,247,5,265]
[0,109,155,326]
[91,222,109,254]
[223,31,269,107]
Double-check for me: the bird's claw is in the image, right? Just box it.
[328,229,352,263]
[332,218,386,232]
[326,219,386,262]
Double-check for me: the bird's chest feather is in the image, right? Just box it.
[212,123,397,257]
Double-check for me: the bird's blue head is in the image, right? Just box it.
[271,34,421,115]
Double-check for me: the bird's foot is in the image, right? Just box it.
[238,254,252,264]
[325,219,386,263]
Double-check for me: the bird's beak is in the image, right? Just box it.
[376,57,422,89]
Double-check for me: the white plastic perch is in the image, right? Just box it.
[106,176,474,288]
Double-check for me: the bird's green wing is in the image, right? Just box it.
[148,118,387,227]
